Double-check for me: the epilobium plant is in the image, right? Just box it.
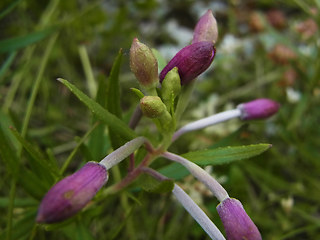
[37,10,279,239]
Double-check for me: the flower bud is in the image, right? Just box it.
[192,10,218,44]
[160,41,215,85]
[140,96,167,118]
[161,67,181,107]
[217,198,262,240]
[237,98,280,120]
[130,38,159,89]
[36,162,108,223]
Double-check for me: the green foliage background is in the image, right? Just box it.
[1,0,320,239]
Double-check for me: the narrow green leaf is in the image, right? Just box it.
[107,49,123,119]
[0,123,19,178]
[0,0,24,20]
[0,51,17,83]
[139,173,174,194]
[130,88,144,99]
[0,209,37,240]
[0,27,56,53]
[106,49,126,149]
[152,48,167,72]
[158,162,189,180]
[88,74,109,160]
[182,144,272,165]
[10,127,59,179]
[60,123,99,174]
[160,144,272,180]
[0,197,37,208]
[57,78,136,141]
[75,221,95,240]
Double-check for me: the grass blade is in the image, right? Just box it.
[0,27,56,53]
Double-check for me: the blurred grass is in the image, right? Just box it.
[1,0,320,239]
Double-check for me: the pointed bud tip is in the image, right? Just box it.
[217,198,262,240]
[36,162,108,224]
[238,98,280,120]
[192,9,218,44]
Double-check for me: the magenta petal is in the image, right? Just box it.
[217,198,262,240]
[238,98,280,120]
[159,41,215,85]
[192,10,218,44]
[36,162,108,223]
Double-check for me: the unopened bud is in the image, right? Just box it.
[160,41,215,85]
[161,67,181,107]
[217,198,262,240]
[237,98,280,120]
[140,96,167,118]
[192,10,218,44]
[36,162,108,223]
[130,38,158,89]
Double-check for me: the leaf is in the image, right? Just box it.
[0,51,17,83]
[0,0,24,20]
[106,49,126,149]
[75,221,95,240]
[159,144,272,180]
[138,173,174,194]
[0,122,19,178]
[0,209,37,240]
[10,127,59,180]
[0,122,48,199]
[130,87,144,99]
[182,144,272,165]
[0,27,56,53]
[158,161,189,180]
[57,78,136,141]
[107,49,123,120]
[152,48,167,72]
[88,74,109,160]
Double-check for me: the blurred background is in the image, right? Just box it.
[1,0,320,239]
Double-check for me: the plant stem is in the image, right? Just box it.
[129,105,142,129]
[172,109,241,142]
[99,137,146,170]
[172,184,226,240]
[162,152,229,202]
[78,44,97,98]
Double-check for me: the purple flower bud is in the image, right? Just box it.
[36,162,108,223]
[159,41,216,85]
[192,10,218,44]
[237,98,280,120]
[217,198,262,240]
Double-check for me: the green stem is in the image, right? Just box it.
[21,33,58,138]
[60,122,99,175]
[174,81,195,122]
[6,179,16,240]
[78,45,97,98]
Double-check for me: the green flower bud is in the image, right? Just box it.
[130,38,159,90]
[161,67,181,109]
[140,96,167,118]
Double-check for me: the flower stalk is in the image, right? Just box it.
[172,109,241,141]
[99,136,146,169]
[141,167,225,240]
[172,98,280,141]
[172,184,226,240]
[161,152,229,202]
